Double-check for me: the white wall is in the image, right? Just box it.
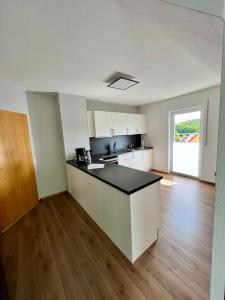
[211,24,225,300]
[87,99,139,114]
[0,81,29,114]
[27,92,67,198]
[0,81,38,186]
[164,0,224,17]
[140,86,220,183]
[59,93,90,160]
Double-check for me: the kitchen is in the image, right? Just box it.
[67,110,161,262]
[87,110,153,170]
[0,0,223,299]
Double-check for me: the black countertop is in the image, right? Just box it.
[67,158,162,195]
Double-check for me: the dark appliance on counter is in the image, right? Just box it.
[75,148,88,165]
[100,154,118,164]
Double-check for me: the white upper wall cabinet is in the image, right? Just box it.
[94,111,113,137]
[87,111,147,138]
[111,112,128,136]
[136,114,147,134]
[87,111,95,137]
[127,114,138,135]
[127,114,147,135]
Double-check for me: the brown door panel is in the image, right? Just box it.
[0,110,38,231]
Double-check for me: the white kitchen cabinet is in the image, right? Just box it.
[142,150,153,171]
[87,111,95,137]
[111,112,128,136]
[118,152,134,168]
[132,151,143,170]
[127,114,138,135]
[127,114,147,135]
[118,152,133,161]
[67,163,160,263]
[118,149,152,172]
[136,114,147,134]
[94,111,113,137]
[87,110,148,138]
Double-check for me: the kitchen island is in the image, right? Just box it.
[66,160,162,263]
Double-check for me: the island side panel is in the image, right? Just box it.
[130,181,160,262]
[67,164,133,261]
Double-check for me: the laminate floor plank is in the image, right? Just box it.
[50,196,150,300]
[42,199,116,300]
[1,173,215,300]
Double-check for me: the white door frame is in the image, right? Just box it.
[169,105,204,178]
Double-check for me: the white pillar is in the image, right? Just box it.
[210,25,225,300]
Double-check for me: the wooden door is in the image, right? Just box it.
[0,110,38,232]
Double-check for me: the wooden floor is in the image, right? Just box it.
[1,173,215,300]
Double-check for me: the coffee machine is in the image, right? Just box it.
[75,148,87,164]
[75,148,92,165]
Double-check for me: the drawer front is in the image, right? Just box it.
[119,152,133,160]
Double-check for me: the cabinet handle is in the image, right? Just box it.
[136,128,138,133]
[126,128,129,135]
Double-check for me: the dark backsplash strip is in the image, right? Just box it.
[90,135,141,155]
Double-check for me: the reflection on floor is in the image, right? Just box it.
[1,172,215,300]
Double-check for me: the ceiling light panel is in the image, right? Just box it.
[108,77,139,90]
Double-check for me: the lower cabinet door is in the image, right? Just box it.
[118,153,134,169]
[118,151,142,171]
[118,159,134,169]
[132,151,143,171]
[118,150,152,172]
[142,150,153,171]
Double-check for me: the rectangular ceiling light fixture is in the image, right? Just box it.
[107,77,139,90]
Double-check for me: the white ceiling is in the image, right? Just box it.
[0,0,223,105]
